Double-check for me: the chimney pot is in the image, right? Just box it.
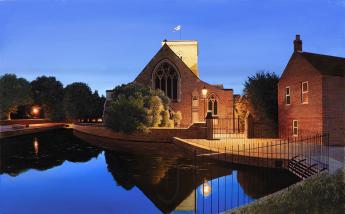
[294,34,302,52]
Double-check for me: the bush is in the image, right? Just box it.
[148,96,163,127]
[160,110,173,127]
[104,83,175,133]
[172,111,182,127]
[104,96,148,134]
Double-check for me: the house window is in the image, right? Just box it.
[153,62,179,101]
[293,120,298,136]
[208,95,218,116]
[301,81,308,104]
[285,86,291,105]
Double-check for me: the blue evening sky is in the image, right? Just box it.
[0,0,344,95]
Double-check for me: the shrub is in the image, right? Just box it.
[104,83,175,133]
[172,111,182,127]
[104,96,148,134]
[160,110,172,127]
[148,96,163,127]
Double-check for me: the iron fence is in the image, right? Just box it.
[211,117,245,139]
[197,133,329,179]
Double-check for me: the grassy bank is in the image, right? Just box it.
[226,169,344,214]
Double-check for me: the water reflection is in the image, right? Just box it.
[104,150,298,213]
[200,180,212,197]
[0,129,101,177]
[33,137,39,155]
[0,130,298,214]
[104,151,231,213]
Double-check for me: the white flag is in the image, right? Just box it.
[173,25,181,31]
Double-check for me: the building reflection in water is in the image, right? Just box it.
[105,150,299,214]
[0,130,299,214]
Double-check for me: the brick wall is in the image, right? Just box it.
[323,75,345,146]
[278,53,324,138]
[73,123,207,143]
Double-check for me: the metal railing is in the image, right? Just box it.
[196,132,330,178]
[211,117,245,139]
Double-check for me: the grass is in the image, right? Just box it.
[226,169,345,214]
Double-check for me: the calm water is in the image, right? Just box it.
[0,129,298,214]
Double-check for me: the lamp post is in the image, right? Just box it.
[31,106,40,119]
[201,85,208,121]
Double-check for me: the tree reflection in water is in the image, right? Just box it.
[0,130,299,214]
[0,129,102,177]
[105,150,299,213]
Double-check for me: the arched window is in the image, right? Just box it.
[207,94,218,116]
[153,62,179,101]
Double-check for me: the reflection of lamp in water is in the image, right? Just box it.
[33,137,39,155]
[200,179,211,197]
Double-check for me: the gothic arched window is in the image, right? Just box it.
[208,94,218,116]
[153,62,179,101]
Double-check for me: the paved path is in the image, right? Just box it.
[174,137,331,170]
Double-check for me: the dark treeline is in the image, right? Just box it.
[0,74,106,121]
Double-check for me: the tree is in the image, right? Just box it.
[0,74,33,120]
[63,82,93,121]
[31,76,64,121]
[104,83,172,133]
[243,71,279,126]
[89,90,106,120]
[105,96,148,133]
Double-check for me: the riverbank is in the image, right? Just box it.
[225,169,345,214]
[72,123,206,143]
[0,123,65,139]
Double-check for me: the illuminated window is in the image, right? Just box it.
[293,120,298,136]
[285,86,291,105]
[301,81,308,104]
[153,62,179,101]
[207,94,218,116]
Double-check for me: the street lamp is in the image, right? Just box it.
[201,85,208,121]
[31,106,40,118]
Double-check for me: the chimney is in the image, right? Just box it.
[293,35,302,52]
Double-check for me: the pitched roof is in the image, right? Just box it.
[299,52,345,76]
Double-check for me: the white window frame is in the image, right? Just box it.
[301,81,309,104]
[285,86,291,105]
[292,120,298,136]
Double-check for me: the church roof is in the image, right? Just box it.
[299,52,345,76]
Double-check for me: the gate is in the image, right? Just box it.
[211,117,245,139]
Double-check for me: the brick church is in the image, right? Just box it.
[278,35,345,146]
[123,40,234,127]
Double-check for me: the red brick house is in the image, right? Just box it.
[278,35,345,146]
[107,40,234,127]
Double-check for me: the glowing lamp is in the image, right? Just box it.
[32,107,40,115]
[201,85,208,98]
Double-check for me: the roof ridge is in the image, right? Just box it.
[300,51,345,60]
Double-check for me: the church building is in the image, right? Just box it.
[108,40,234,127]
